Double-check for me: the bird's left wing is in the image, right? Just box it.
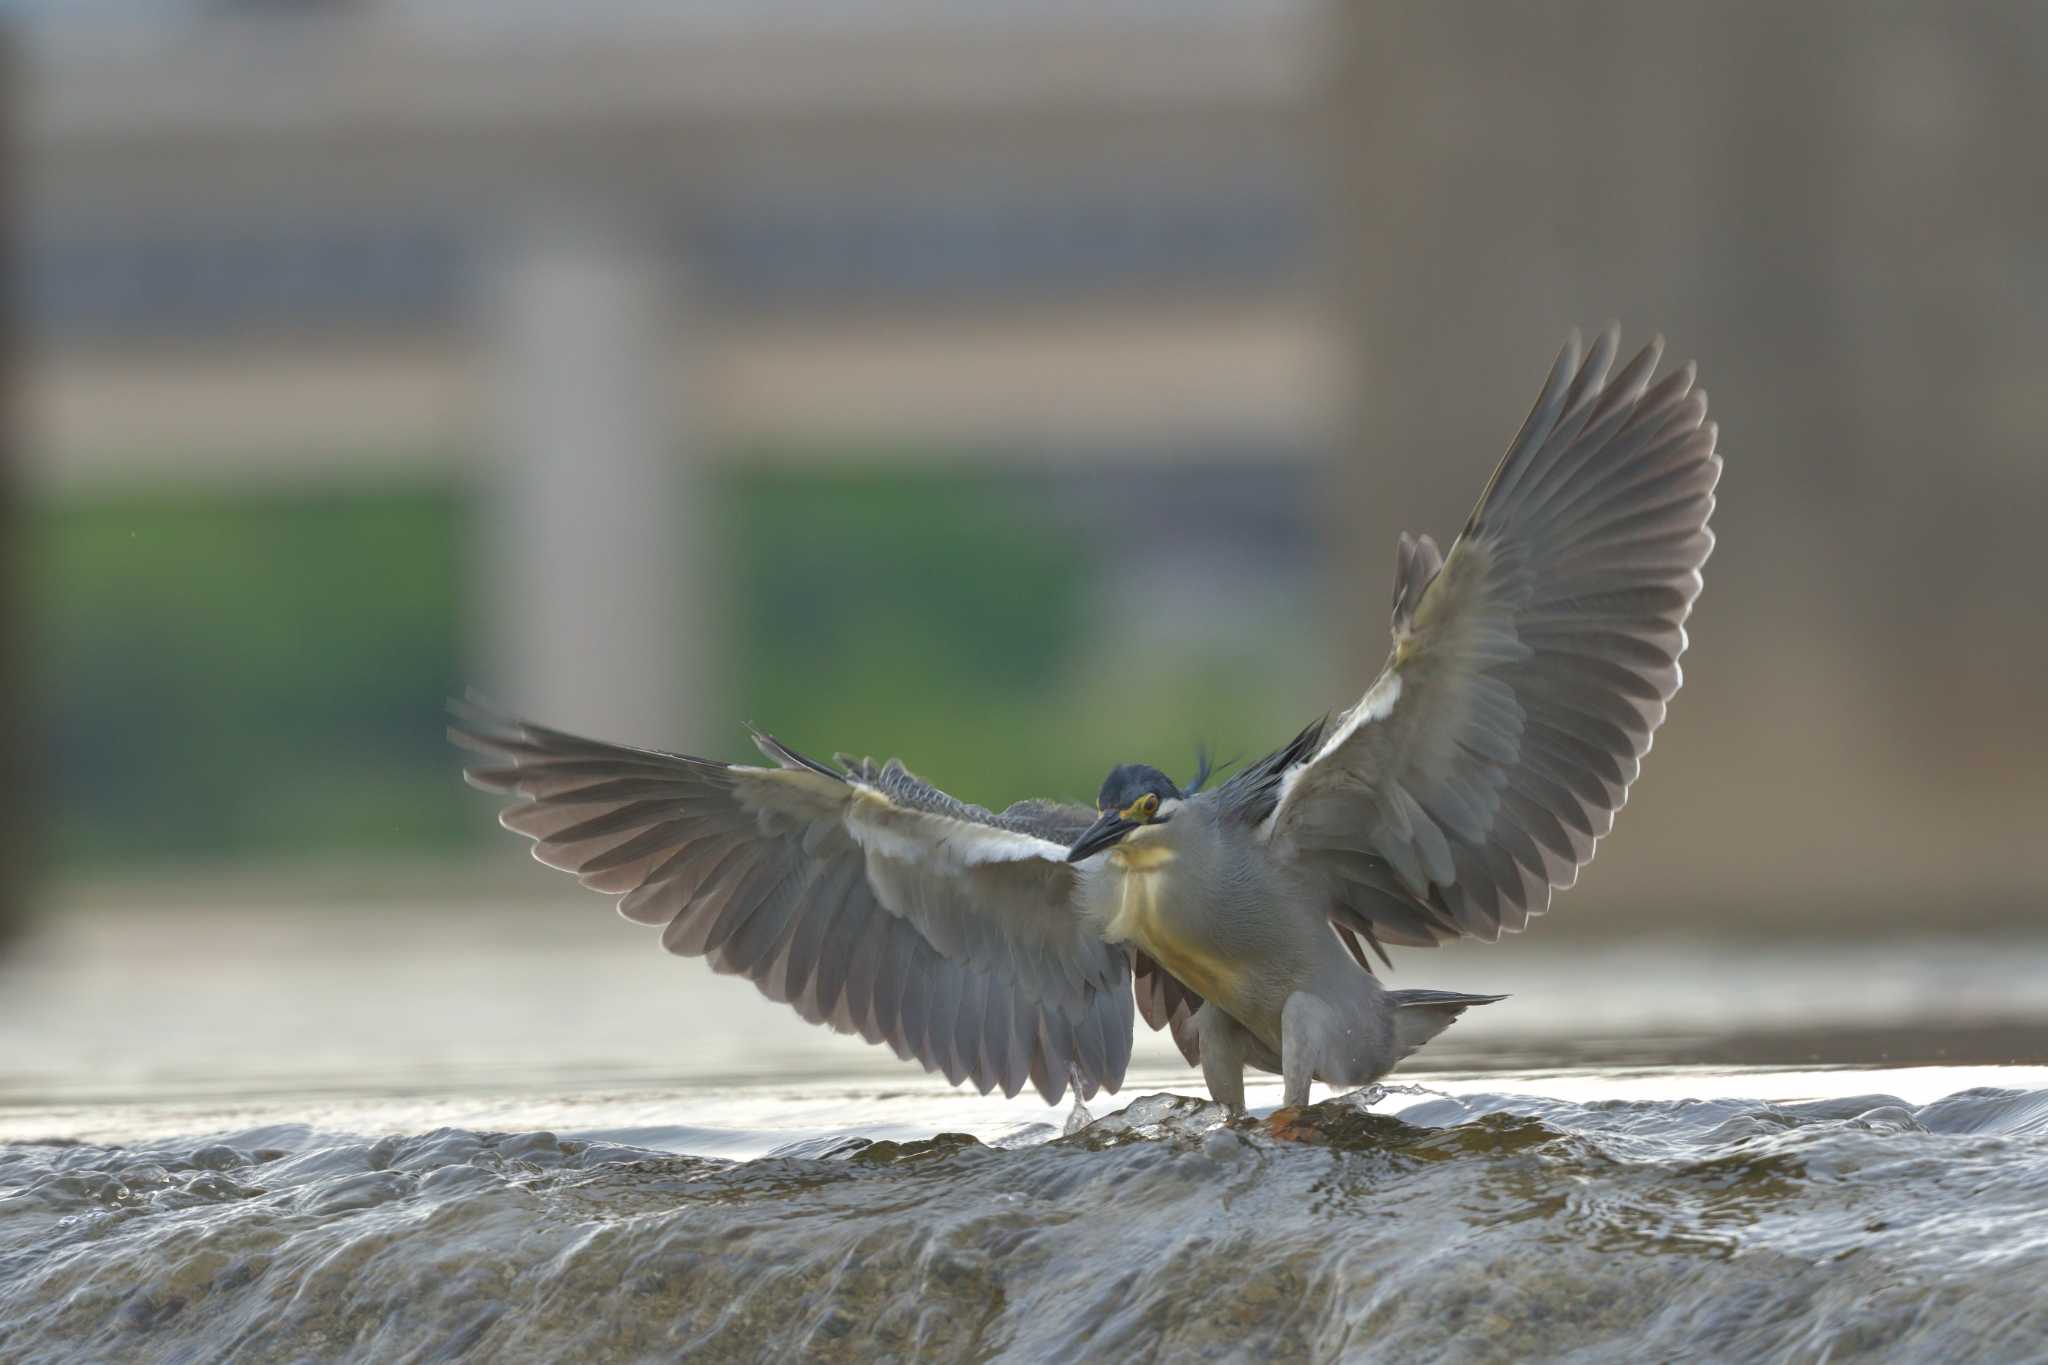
[452,702,1131,1104]
[1253,328,1720,953]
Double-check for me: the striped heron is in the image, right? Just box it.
[454,326,1720,1120]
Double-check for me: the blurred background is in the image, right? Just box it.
[3,1,2045,1109]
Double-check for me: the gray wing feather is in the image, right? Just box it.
[1265,327,1720,944]
[1131,949,1204,1066]
[454,702,1130,1104]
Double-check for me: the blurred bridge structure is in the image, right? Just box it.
[23,0,1333,746]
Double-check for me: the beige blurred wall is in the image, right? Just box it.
[1329,2,2048,923]
[21,298,1338,487]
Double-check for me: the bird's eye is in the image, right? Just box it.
[1134,794,1159,820]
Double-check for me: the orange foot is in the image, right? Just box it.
[1264,1105,1325,1144]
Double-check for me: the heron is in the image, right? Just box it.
[453,326,1719,1124]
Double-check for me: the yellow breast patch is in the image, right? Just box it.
[1107,841,1178,873]
[1105,848,1243,1009]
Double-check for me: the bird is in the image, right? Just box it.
[452,325,1719,1121]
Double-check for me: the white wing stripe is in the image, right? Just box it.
[843,785,1071,866]
[1263,670,1402,836]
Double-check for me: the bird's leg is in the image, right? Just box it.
[1195,1003,1249,1112]
[1267,992,1326,1141]
[1279,991,1322,1108]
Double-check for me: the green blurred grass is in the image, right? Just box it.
[726,463,1305,812]
[30,484,472,866]
[26,462,1311,873]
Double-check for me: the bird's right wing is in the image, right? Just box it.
[1252,328,1719,952]
[453,703,1132,1104]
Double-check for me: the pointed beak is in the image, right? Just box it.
[1067,810,1135,863]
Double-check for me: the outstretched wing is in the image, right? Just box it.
[1258,327,1720,950]
[452,702,1132,1104]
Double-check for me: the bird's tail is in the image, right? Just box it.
[1387,989,1507,1061]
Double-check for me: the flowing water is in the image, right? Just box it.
[3,899,2047,1363]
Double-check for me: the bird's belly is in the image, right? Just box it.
[1103,856,1246,1013]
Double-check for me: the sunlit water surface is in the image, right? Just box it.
[3,901,2046,1362]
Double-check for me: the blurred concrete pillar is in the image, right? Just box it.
[480,204,710,746]
[1322,1,2048,910]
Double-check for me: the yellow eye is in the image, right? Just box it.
[1129,793,1160,821]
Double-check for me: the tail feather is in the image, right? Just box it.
[1387,989,1506,1061]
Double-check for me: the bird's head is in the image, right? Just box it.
[1066,763,1184,863]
